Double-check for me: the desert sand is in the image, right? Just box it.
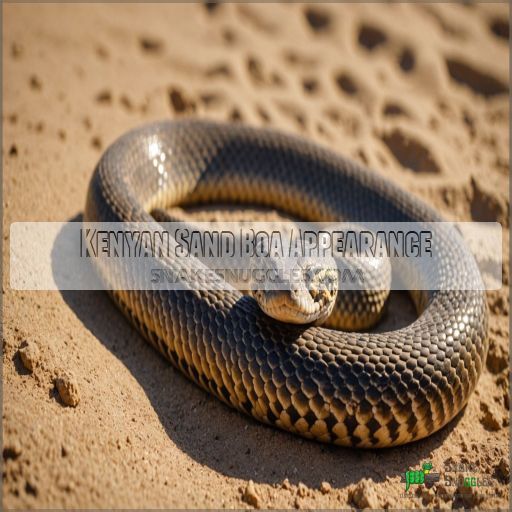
[2,2,510,509]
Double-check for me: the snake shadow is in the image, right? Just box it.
[56,216,466,489]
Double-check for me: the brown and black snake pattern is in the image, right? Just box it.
[85,120,488,447]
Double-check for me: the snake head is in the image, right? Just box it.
[252,258,338,325]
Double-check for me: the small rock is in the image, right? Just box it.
[19,341,40,372]
[471,176,508,226]
[297,482,307,497]
[168,87,196,115]
[486,339,508,374]
[281,478,292,490]
[242,479,261,508]
[319,481,331,494]
[482,410,501,430]
[350,479,380,509]
[480,402,502,431]
[55,372,80,407]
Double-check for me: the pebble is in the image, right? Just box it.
[55,372,80,407]
[281,478,292,490]
[319,481,331,494]
[297,482,307,498]
[242,479,261,508]
[18,340,40,372]
[350,479,380,509]
[480,403,502,431]
[486,340,508,373]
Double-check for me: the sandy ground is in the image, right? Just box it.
[2,2,510,509]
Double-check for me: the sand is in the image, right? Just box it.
[2,2,509,509]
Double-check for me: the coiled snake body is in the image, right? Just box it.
[85,120,488,447]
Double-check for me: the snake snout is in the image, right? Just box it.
[253,260,338,326]
[303,264,339,325]
[305,265,338,302]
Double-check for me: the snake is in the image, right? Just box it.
[84,119,488,448]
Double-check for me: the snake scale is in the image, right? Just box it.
[85,120,488,447]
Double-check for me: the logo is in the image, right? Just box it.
[404,461,441,491]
